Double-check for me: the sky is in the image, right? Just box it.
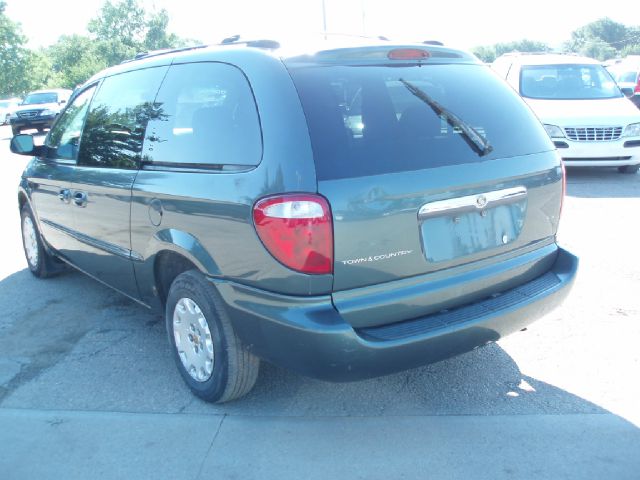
[5,0,640,51]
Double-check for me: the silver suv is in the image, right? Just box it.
[9,88,72,136]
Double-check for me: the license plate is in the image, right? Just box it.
[418,187,527,263]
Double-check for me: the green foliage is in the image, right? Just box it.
[621,44,640,56]
[47,35,108,89]
[87,0,189,65]
[144,9,183,50]
[563,17,640,60]
[88,0,146,48]
[579,39,617,62]
[472,40,551,63]
[0,1,33,96]
[1,0,193,97]
[474,17,640,63]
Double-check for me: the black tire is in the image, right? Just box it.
[20,204,58,278]
[618,165,640,174]
[166,270,260,403]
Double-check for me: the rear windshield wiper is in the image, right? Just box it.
[399,78,493,156]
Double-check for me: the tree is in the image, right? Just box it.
[47,35,108,89]
[0,1,34,96]
[564,17,640,60]
[1,0,193,96]
[144,9,182,50]
[580,39,617,61]
[87,0,190,65]
[26,50,61,91]
[88,0,146,49]
[567,18,629,52]
[621,44,640,56]
[472,39,551,63]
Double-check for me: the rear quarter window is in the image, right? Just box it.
[142,62,262,169]
[287,63,552,180]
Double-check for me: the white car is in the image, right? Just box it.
[493,53,640,174]
[606,56,640,109]
[0,98,21,125]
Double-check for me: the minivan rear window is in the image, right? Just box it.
[288,64,552,180]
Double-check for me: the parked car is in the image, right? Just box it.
[9,88,72,136]
[606,56,640,109]
[492,53,640,173]
[0,98,21,125]
[11,39,577,402]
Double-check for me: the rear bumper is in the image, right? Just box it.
[213,247,578,381]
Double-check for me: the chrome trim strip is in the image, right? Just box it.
[41,219,142,261]
[418,186,527,219]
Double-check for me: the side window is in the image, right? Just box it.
[45,85,97,161]
[143,62,262,168]
[78,66,168,169]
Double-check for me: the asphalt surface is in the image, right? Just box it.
[1,124,639,479]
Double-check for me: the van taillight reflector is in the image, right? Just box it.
[253,194,333,275]
[388,48,430,60]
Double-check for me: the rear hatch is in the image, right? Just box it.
[285,47,562,325]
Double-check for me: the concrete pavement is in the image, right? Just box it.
[2,408,639,480]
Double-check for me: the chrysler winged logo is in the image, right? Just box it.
[476,194,488,208]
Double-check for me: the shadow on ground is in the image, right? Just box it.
[0,265,633,427]
[565,167,640,198]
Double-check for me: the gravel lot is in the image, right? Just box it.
[1,124,639,479]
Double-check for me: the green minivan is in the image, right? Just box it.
[12,39,578,402]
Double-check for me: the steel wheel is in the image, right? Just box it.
[22,215,39,269]
[166,270,260,403]
[172,297,215,383]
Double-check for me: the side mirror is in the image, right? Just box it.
[621,87,634,98]
[10,134,38,156]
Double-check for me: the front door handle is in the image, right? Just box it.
[73,191,88,207]
[58,189,70,202]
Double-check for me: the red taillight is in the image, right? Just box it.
[634,79,640,94]
[253,194,333,275]
[387,48,430,60]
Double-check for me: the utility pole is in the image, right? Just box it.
[322,0,327,39]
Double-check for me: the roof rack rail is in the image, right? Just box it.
[317,32,390,41]
[218,33,391,50]
[122,44,209,64]
[219,35,281,49]
[422,40,444,46]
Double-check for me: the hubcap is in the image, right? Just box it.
[173,297,214,382]
[22,216,39,268]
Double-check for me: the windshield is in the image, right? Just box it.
[0,101,10,108]
[288,63,552,180]
[520,64,622,100]
[22,92,58,105]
